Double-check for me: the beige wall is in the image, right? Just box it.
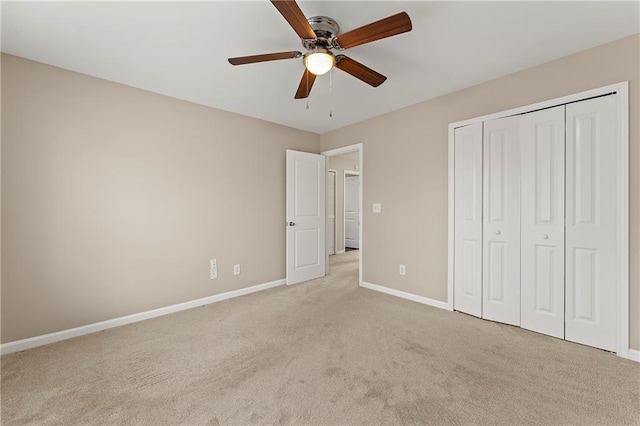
[1,54,320,343]
[2,35,639,351]
[320,34,640,350]
[328,155,360,254]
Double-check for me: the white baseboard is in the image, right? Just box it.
[336,250,346,254]
[361,281,450,311]
[0,278,285,355]
[361,281,639,362]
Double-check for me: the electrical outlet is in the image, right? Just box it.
[399,264,406,275]
[234,264,241,275]
[210,259,217,280]
[373,203,382,213]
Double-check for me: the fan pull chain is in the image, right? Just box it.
[329,68,333,118]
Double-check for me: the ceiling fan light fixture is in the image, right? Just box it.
[304,48,335,75]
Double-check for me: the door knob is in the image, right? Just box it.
[542,234,549,240]
[288,222,295,226]
[494,230,501,235]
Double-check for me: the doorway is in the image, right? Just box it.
[321,143,363,284]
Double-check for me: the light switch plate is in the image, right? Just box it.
[373,203,382,213]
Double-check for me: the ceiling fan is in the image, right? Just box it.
[228,0,412,99]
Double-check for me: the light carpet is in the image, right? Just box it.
[1,251,639,424]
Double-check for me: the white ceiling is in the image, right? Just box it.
[2,1,638,134]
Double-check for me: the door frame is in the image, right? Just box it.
[447,81,629,359]
[344,170,361,250]
[321,143,363,285]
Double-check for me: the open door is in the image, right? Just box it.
[286,150,326,285]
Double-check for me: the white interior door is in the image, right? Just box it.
[482,115,521,326]
[565,95,618,351]
[286,150,326,285]
[520,105,565,338]
[453,122,483,318]
[327,171,336,256]
[344,174,360,249]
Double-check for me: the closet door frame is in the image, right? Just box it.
[447,81,629,359]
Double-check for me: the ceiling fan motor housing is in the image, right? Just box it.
[302,16,341,50]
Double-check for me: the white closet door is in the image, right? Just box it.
[520,106,565,338]
[482,116,520,325]
[344,175,360,249]
[327,171,336,255]
[565,95,618,351]
[454,122,483,317]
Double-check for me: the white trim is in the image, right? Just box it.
[322,143,363,285]
[628,349,640,363]
[449,82,626,130]
[616,82,630,359]
[447,81,630,359]
[0,279,285,355]
[322,144,362,157]
[336,250,346,254]
[447,124,456,312]
[361,281,450,311]
[358,146,363,285]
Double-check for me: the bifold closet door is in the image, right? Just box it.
[520,106,565,338]
[453,122,483,317]
[482,116,521,325]
[565,95,618,352]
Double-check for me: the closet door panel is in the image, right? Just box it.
[454,123,483,317]
[520,105,565,338]
[482,116,520,325]
[565,95,617,352]
[327,171,336,255]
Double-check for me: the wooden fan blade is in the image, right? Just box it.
[270,0,316,40]
[335,55,387,87]
[295,69,317,99]
[228,51,302,65]
[336,12,412,49]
